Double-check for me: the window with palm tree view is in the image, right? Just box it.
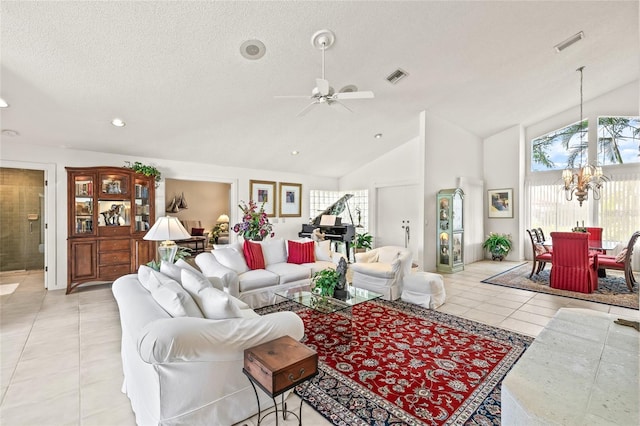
[528,116,639,242]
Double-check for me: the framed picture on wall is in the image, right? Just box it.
[279,182,302,217]
[487,188,513,218]
[249,180,276,217]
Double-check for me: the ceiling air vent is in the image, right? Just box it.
[386,68,408,84]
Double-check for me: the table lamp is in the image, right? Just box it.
[143,216,191,263]
[216,213,230,232]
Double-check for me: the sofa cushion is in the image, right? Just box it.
[259,238,287,265]
[287,240,315,264]
[377,247,401,264]
[301,260,335,275]
[238,269,279,292]
[350,262,396,279]
[181,269,242,319]
[160,260,183,282]
[243,241,266,270]
[137,265,155,291]
[265,262,311,284]
[148,270,203,318]
[213,246,249,274]
[315,240,332,262]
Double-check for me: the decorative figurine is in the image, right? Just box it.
[334,257,348,300]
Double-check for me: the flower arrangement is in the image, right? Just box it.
[233,200,274,241]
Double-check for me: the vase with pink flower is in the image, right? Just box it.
[232,200,274,241]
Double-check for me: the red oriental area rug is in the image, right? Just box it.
[258,300,532,425]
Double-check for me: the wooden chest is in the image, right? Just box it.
[243,335,318,396]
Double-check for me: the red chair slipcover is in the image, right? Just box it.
[550,232,599,293]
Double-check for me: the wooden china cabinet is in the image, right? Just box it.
[66,166,156,294]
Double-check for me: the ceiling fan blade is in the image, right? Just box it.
[296,100,319,117]
[334,91,375,100]
[316,78,330,96]
[331,100,353,113]
[274,95,311,99]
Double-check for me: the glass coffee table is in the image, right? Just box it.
[275,285,382,342]
[275,285,382,315]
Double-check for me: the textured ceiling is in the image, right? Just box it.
[1,1,638,177]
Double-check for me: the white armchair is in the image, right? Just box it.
[350,246,413,300]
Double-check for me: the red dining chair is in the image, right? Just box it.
[586,227,604,252]
[597,231,639,291]
[527,229,552,278]
[549,232,599,293]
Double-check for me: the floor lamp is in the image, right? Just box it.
[143,216,191,263]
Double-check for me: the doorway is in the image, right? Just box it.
[0,168,45,272]
[375,183,421,267]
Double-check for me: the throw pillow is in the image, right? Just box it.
[174,258,223,290]
[259,238,288,265]
[314,240,332,262]
[243,241,266,270]
[191,227,204,236]
[615,248,627,263]
[160,260,183,283]
[181,269,242,319]
[212,247,249,274]
[287,240,315,264]
[534,243,548,256]
[137,265,155,291]
[148,271,203,318]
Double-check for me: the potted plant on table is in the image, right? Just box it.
[353,232,373,253]
[482,232,513,261]
[311,268,340,299]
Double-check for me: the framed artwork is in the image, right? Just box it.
[488,188,513,218]
[279,182,302,217]
[249,180,276,217]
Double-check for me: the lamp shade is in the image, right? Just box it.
[216,214,230,223]
[143,216,191,242]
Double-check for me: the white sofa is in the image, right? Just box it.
[196,238,343,308]
[350,246,413,300]
[112,262,304,426]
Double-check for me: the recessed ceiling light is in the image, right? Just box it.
[374,133,383,139]
[240,40,266,60]
[291,150,300,155]
[554,31,584,53]
[0,98,8,108]
[1,129,19,137]
[111,118,126,127]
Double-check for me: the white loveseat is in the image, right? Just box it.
[196,238,343,308]
[112,261,304,426]
[350,246,413,300]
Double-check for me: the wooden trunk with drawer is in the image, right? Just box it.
[66,166,156,294]
[243,335,318,396]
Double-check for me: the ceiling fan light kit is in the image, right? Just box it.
[275,29,374,116]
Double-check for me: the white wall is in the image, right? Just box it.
[423,112,483,271]
[0,141,337,290]
[483,125,525,261]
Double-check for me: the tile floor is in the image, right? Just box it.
[1,261,638,425]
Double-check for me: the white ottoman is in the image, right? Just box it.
[401,271,446,309]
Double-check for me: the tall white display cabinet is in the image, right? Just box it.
[436,188,464,273]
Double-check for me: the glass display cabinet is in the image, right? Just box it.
[436,188,464,273]
[66,166,156,293]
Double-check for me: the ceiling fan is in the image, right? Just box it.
[275,29,374,116]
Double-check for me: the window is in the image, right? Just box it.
[531,120,587,172]
[309,189,368,232]
[597,116,640,166]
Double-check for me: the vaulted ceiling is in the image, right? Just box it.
[1,1,638,177]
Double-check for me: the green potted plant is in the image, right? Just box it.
[147,246,192,270]
[353,232,373,253]
[482,232,513,261]
[124,161,162,187]
[311,268,340,298]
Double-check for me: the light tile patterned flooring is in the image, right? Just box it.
[1,261,638,425]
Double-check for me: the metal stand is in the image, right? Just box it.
[246,377,308,426]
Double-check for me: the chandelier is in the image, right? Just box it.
[561,66,608,206]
